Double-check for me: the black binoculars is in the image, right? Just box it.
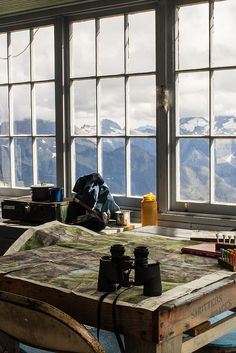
[97,244,162,296]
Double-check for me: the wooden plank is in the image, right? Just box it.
[182,313,236,353]
[125,335,158,353]
[159,277,236,342]
[0,275,156,343]
[160,336,183,353]
[185,321,211,337]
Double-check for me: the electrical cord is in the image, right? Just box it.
[0,28,40,60]
[97,286,133,353]
[96,290,113,341]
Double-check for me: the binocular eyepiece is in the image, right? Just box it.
[97,244,162,296]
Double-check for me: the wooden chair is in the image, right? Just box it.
[0,290,106,353]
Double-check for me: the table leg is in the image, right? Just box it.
[125,334,182,353]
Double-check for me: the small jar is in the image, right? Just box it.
[141,193,158,226]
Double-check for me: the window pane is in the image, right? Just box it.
[176,4,209,70]
[71,80,96,135]
[12,84,31,134]
[37,137,56,185]
[128,75,156,135]
[130,138,156,196]
[14,137,32,187]
[176,72,209,136]
[0,86,9,134]
[10,30,30,83]
[75,138,97,178]
[98,16,124,75]
[34,82,55,134]
[213,70,236,136]
[0,138,10,186]
[212,0,236,67]
[0,33,8,84]
[102,138,125,195]
[214,139,236,204]
[127,11,155,73]
[70,20,95,77]
[100,78,125,135]
[177,138,209,202]
[32,26,54,81]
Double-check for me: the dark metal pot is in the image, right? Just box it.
[31,184,54,202]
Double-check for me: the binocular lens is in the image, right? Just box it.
[134,246,149,267]
[110,244,125,257]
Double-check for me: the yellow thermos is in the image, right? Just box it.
[141,193,158,226]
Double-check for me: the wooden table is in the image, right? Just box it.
[0,222,236,353]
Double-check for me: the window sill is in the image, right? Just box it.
[158,211,236,231]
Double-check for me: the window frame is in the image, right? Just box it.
[0,1,161,206]
[171,0,236,220]
[1,0,235,229]
[0,18,63,196]
[67,11,158,205]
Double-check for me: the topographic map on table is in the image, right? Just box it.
[1,220,231,306]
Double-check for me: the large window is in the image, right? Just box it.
[0,25,56,188]
[1,0,236,226]
[69,11,157,197]
[174,0,236,215]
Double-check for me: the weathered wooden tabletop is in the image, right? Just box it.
[0,221,235,345]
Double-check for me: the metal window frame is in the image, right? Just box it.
[0,0,235,228]
[0,21,58,196]
[67,5,160,207]
[0,0,163,208]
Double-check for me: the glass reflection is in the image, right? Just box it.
[70,20,95,78]
[127,11,155,73]
[177,138,209,202]
[214,139,236,204]
[128,75,156,135]
[176,4,209,70]
[176,72,209,136]
[0,138,10,186]
[213,0,236,67]
[0,33,8,84]
[102,138,125,195]
[75,138,97,179]
[71,80,96,135]
[14,137,32,187]
[37,138,56,185]
[34,82,55,134]
[100,78,125,135]
[130,138,156,196]
[12,84,31,134]
[32,26,54,81]
[10,30,30,83]
[0,86,9,134]
[213,70,236,136]
[98,16,124,75]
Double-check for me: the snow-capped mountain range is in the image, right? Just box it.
[0,116,236,202]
